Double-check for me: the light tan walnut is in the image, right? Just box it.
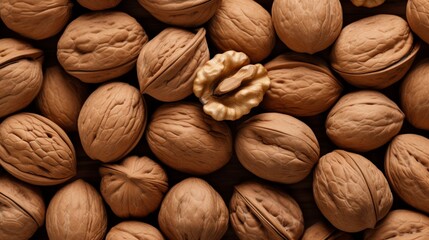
[194,51,270,121]
[301,221,353,240]
[106,221,165,240]
[77,0,121,10]
[351,0,385,8]
[407,0,429,44]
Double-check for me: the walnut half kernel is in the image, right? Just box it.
[193,50,270,121]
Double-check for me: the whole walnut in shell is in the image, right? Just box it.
[58,11,148,83]
[77,0,122,10]
[46,179,107,240]
[313,150,393,232]
[106,221,165,240]
[78,82,147,163]
[0,0,72,40]
[272,0,342,54]
[326,90,404,152]
[407,0,429,44]
[230,181,304,240]
[137,27,209,102]
[146,102,232,175]
[0,113,76,185]
[0,174,45,240]
[36,65,89,132]
[235,112,320,184]
[100,156,168,218]
[158,178,229,240]
[262,53,342,116]
[301,221,353,240]
[0,38,43,118]
[208,0,276,63]
[351,0,385,8]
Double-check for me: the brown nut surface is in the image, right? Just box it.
[272,0,342,54]
[194,50,270,121]
[407,0,429,45]
[0,38,43,118]
[208,0,275,63]
[314,150,393,233]
[57,11,148,83]
[326,90,404,152]
[158,178,228,240]
[137,27,209,102]
[0,174,45,240]
[364,209,429,240]
[78,82,146,163]
[262,53,342,116]
[106,221,165,240]
[36,65,89,132]
[46,179,107,240]
[146,102,232,175]
[0,113,76,186]
[230,181,304,240]
[235,112,320,184]
[0,0,72,40]
[351,0,385,8]
[301,221,353,240]
[77,0,122,10]
[385,134,429,214]
[100,156,168,218]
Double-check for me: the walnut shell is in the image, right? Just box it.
[235,112,320,184]
[194,50,270,121]
[137,27,209,102]
[36,65,89,132]
[385,134,429,214]
[407,0,429,44]
[326,90,404,152]
[78,82,147,163]
[0,174,45,240]
[351,0,385,8]
[313,150,393,232]
[0,0,72,40]
[208,0,275,63]
[77,0,122,10]
[262,53,342,116]
[0,113,76,185]
[106,221,165,240]
[46,179,107,240]
[364,209,429,239]
[301,221,353,240]
[57,11,148,83]
[272,0,342,54]
[100,156,168,218]
[158,178,228,240]
[230,181,304,240]
[0,38,43,118]
[146,102,232,175]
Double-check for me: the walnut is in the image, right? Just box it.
[106,221,165,240]
[158,178,228,240]
[230,181,304,240]
[407,0,429,44]
[77,0,121,10]
[137,27,209,102]
[193,50,270,121]
[46,179,107,240]
[99,156,168,218]
[301,221,353,240]
[313,150,393,232]
[0,113,76,185]
[272,0,342,54]
[351,0,385,8]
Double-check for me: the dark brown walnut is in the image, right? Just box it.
[137,27,209,102]
[36,65,89,132]
[146,102,232,175]
[158,178,228,240]
[99,156,168,218]
[0,0,72,40]
[230,181,304,240]
[0,175,45,240]
[137,0,220,27]
[0,38,43,118]
[46,179,107,240]
[313,150,393,233]
[262,53,342,117]
[57,11,148,83]
[272,0,342,54]
[385,134,429,214]
[407,0,429,45]
[301,221,353,240]
[193,50,270,121]
[235,112,320,184]
[0,113,76,186]
[78,82,147,163]
[326,90,404,152]
[351,0,385,8]
[208,0,276,63]
[77,0,122,10]
[106,221,165,240]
